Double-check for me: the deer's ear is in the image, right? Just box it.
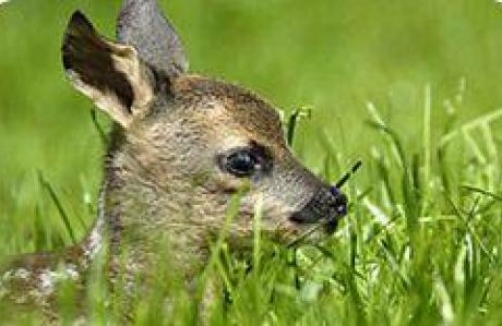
[62,11,154,128]
[117,0,188,77]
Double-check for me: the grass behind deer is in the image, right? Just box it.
[1,0,502,325]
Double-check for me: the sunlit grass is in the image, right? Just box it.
[1,0,502,325]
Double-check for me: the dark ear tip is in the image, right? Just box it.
[66,10,94,34]
[70,10,89,26]
[62,11,95,70]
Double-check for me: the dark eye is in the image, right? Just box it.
[225,150,258,177]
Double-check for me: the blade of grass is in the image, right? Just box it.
[37,171,76,245]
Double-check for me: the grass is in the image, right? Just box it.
[1,0,502,324]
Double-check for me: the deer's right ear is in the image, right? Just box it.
[62,11,154,128]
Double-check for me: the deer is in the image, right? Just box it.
[0,0,349,321]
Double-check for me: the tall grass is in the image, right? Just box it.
[1,0,502,325]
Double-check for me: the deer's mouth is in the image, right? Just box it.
[289,186,348,236]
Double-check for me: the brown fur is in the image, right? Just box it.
[0,2,348,322]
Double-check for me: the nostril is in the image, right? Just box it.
[336,204,347,216]
[333,193,348,216]
[290,188,349,226]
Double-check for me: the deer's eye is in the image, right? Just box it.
[225,150,259,177]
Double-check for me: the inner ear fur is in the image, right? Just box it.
[62,11,154,128]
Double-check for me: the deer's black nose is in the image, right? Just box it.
[289,186,348,232]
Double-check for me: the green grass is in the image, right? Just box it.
[1,0,502,324]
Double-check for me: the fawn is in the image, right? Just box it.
[0,0,348,319]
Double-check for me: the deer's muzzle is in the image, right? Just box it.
[289,186,347,234]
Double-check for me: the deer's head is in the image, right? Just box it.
[61,1,347,250]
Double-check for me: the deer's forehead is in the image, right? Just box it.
[172,75,286,147]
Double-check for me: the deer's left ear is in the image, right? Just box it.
[62,11,154,128]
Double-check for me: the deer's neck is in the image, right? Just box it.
[93,145,211,280]
[1,132,210,308]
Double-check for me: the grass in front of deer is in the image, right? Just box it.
[1,0,502,325]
